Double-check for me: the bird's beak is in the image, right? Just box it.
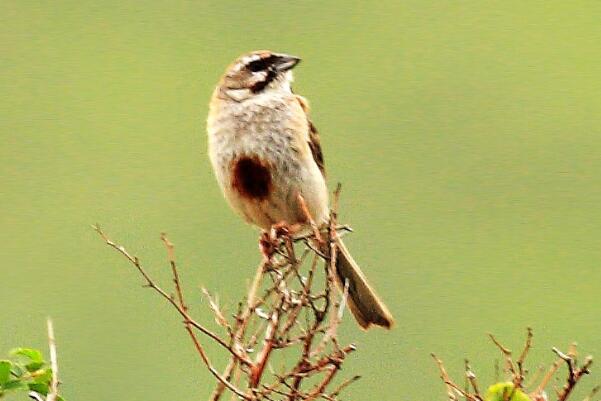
[274,54,301,72]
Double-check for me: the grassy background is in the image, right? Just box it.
[2,1,601,400]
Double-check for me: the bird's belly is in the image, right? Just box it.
[224,152,323,230]
[228,154,297,229]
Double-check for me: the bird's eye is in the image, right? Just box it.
[248,59,269,72]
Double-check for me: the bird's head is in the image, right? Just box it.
[218,50,301,101]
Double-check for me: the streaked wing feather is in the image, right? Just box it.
[295,95,326,177]
[308,121,325,176]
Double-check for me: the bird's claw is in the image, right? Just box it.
[259,221,301,262]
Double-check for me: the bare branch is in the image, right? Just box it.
[297,194,323,244]
[328,375,361,399]
[516,327,534,387]
[532,358,562,398]
[488,333,518,379]
[552,346,593,401]
[432,353,460,401]
[96,197,358,401]
[94,225,250,399]
[464,359,482,400]
[160,233,251,400]
[436,331,595,401]
[202,287,231,334]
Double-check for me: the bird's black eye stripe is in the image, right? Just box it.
[248,59,269,72]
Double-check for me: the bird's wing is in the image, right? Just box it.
[295,95,325,177]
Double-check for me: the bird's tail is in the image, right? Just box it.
[329,237,394,330]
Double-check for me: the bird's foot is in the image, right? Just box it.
[270,221,302,238]
[259,231,276,262]
[271,221,301,262]
[258,222,302,262]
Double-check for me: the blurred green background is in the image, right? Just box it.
[2,1,601,400]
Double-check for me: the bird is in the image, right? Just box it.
[206,50,394,330]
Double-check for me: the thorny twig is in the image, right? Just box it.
[433,330,596,401]
[488,333,518,381]
[552,346,593,401]
[516,327,533,386]
[93,224,247,362]
[162,233,251,400]
[432,353,460,401]
[95,185,358,401]
[465,359,482,399]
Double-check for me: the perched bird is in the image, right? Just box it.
[207,50,394,329]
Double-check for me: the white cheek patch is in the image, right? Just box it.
[257,70,268,80]
[258,71,293,94]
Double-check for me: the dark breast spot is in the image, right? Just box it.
[231,156,273,200]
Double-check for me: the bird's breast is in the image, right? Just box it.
[208,95,306,185]
[207,94,327,229]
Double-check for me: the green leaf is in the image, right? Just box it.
[25,361,45,372]
[28,382,49,395]
[10,363,24,377]
[2,379,28,391]
[57,395,66,401]
[33,368,53,384]
[485,382,532,401]
[10,348,43,363]
[0,361,11,385]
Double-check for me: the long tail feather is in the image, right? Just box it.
[331,237,394,330]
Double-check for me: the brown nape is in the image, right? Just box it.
[231,156,273,200]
